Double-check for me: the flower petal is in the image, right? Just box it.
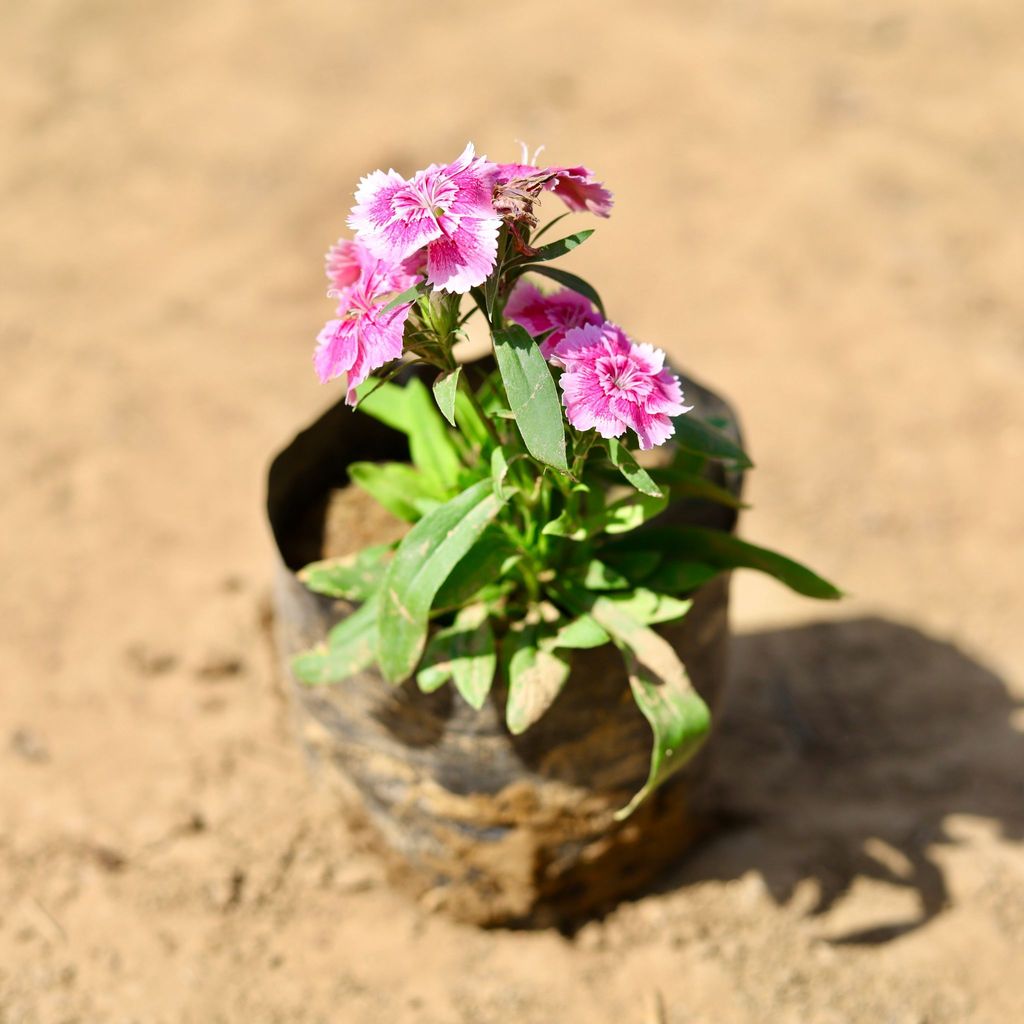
[426,217,500,293]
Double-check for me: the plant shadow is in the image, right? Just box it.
[647,616,1024,944]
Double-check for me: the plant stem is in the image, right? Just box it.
[571,431,597,479]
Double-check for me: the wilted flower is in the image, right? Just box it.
[348,143,501,294]
[493,162,614,223]
[552,322,690,449]
[503,279,604,359]
[314,256,419,404]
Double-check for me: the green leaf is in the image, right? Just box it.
[453,391,492,452]
[291,598,379,686]
[603,588,693,626]
[348,461,439,522]
[354,378,414,433]
[600,548,662,583]
[587,597,711,820]
[649,467,744,509]
[541,506,587,541]
[578,559,631,591]
[403,378,463,492]
[381,281,430,314]
[603,438,663,498]
[673,413,753,468]
[449,604,497,709]
[520,266,605,317]
[415,603,497,708]
[432,526,519,611]
[377,481,506,683]
[353,378,462,493]
[432,367,461,427]
[491,324,568,472]
[504,625,572,735]
[415,639,454,693]
[541,614,610,651]
[644,561,721,594]
[592,491,669,535]
[490,446,512,500]
[519,228,594,264]
[606,526,841,599]
[297,543,393,601]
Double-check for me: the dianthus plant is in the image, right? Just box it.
[295,143,839,817]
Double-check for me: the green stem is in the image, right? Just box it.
[570,431,597,479]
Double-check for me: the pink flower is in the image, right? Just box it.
[503,279,604,359]
[552,322,690,450]
[494,163,614,219]
[314,256,419,404]
[347,143,501,294]
[324,237,377,295]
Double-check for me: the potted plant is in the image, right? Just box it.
[267,143,839,926]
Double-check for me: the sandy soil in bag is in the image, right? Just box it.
[2,1,1024,1021]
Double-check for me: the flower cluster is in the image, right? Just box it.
[314,141,688,449]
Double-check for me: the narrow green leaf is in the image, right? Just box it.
[415,603,497,707]
[354,378,414,433]
[600,548,662,583]
[491,324,568,471]
[541,508,588,540]
[490,446,512,499]
[403,378,463,492]
[378,481,506,683]
[348,461,438,522]
[291,598,379,686]
[541,614,610,651]
[432,526,519,611]
[504,625,572,735]
[587,597,710,820]
[610,527,842,600]
[644,561,721,594]
[603,438,663,498]
[416,639,454,693]
[593,491,669,535]
[381,281,430,313]
[603,588,693,626]
[453,389,493,453]
[354,378,462,492]
[578,560,631,591]
[297,543,393,601]
[650,467,745,509]
[521,266,605,317]
[673,413,753,468]
[518,228,594,264]
[449,604,497,709]
[432,367,462,427]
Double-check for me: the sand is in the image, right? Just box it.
[2,1,1023,1021]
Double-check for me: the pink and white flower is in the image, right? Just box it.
[503,279,604,359]
[552,322,690,450]
[314,251,420,404]
[347,143,501,294]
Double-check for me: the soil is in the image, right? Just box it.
[3,2,1024,1022]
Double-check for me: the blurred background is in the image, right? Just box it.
[2,1,1023,1020]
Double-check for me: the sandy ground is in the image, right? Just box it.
[3,1,1024,1021]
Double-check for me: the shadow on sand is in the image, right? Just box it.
[655,616,1024,944]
